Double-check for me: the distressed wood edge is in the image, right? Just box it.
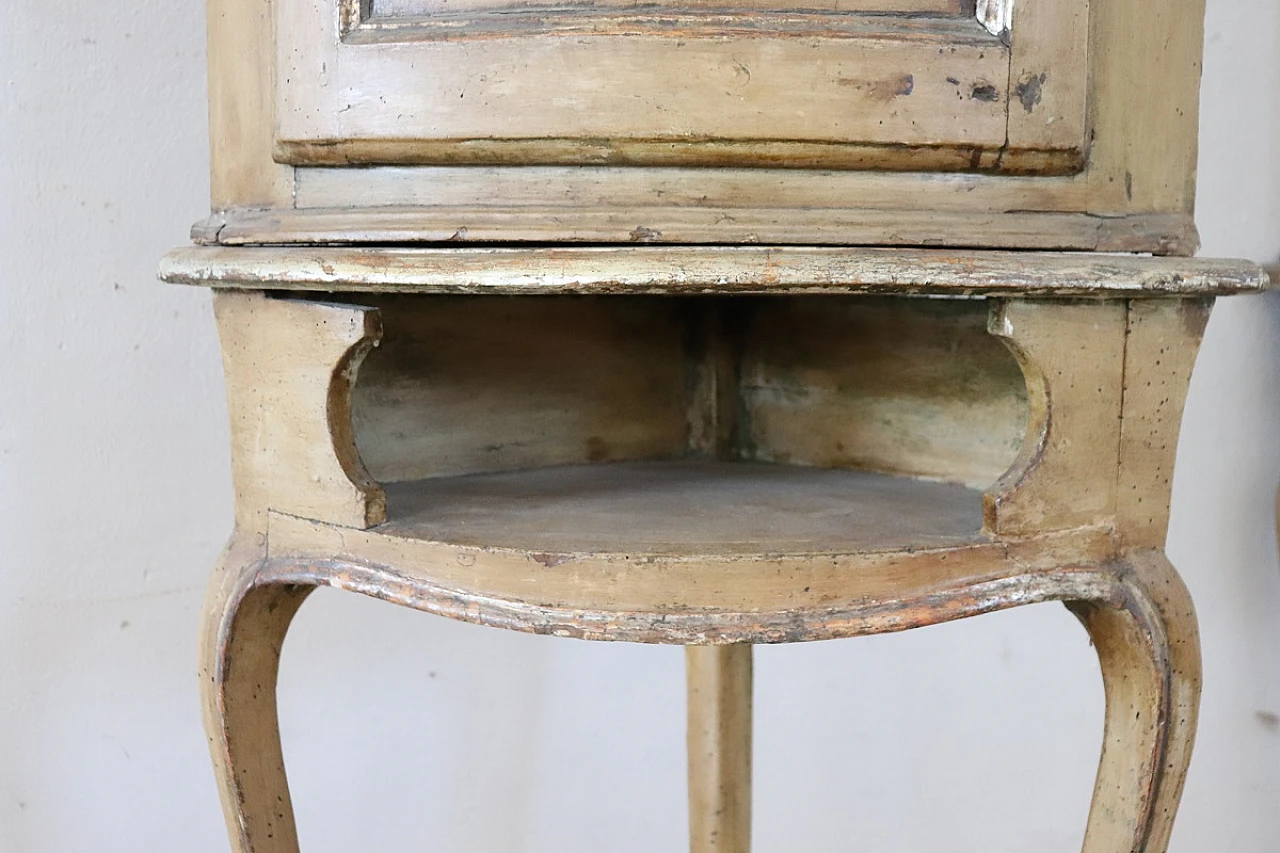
[250,538,1138,644]
[186,206,1201,256]
[344,8,995,44]
[160,245,1267,296]
[274,137,1083,174]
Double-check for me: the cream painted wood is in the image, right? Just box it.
[198,0,1209,251]
[277,0,1086,172]
[686,646,752,853]
[187,284,1257,852]
[212,292,387,530]
[192,205,1202,254]
[984,299,1128,535]
[178,1,1253,847]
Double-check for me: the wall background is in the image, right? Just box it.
[1,3,1277,851]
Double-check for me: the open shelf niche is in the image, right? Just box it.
[348,294,1029,558]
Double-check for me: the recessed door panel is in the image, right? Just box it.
[276,0,1090,171]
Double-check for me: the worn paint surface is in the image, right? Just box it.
[199,291,1219,853]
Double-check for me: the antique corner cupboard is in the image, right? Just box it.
[161,0,1268,850]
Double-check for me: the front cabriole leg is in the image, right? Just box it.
[200,536,314,853]
[203,290,389,852]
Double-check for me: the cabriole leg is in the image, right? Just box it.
[1074,551,1201,853]
[200,536,314,853]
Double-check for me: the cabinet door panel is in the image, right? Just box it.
[276,0,1089,172]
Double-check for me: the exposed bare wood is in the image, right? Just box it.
[277,138,1084,174]
[163,247,1267,296]
[687,645,753,853]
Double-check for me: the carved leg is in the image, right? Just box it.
[1074,551,1201,853]
[200,535,314,853]
[686,645,753,853]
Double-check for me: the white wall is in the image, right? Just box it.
[1,3,1277,851]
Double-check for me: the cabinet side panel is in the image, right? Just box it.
[1081,0,1205,213]
[208,0,293,208]
[351,296,690,481]
[739,297,1027,487]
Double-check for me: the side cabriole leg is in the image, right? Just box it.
[200,533,315,853]
[1073,550,1200,853]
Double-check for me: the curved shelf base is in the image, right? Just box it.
[257,552,1126,645]
[256,460,1124,642]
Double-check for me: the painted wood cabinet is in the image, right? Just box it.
[204,0,1207,251]
[161,1,1272,851]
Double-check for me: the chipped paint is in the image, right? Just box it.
[1015,72,1046,113]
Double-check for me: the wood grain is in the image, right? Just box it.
[739,297,1025,487]
[351,296,688,482]
[374,0,965,16]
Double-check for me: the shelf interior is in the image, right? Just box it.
[379,460,986,556]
